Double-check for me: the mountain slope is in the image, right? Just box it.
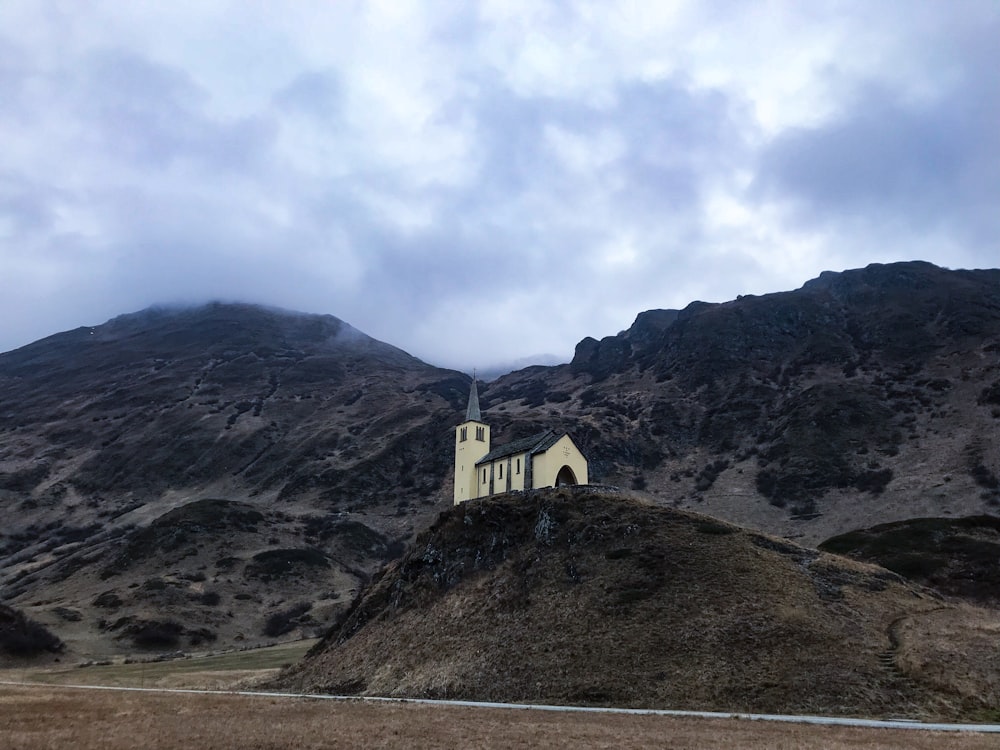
[0,303,464,655]
[479,261,1000,544]
[3,261,1000,656]
[0,302,459,502]
[277,488,999,720]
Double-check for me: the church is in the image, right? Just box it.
[453,379,589,504]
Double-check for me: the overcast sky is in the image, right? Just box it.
[1,1,998,370]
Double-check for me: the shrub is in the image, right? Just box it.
[93,591,123,609]
[263,602,312,637]
[187,627,217,646]
[695,520,735,535]
[756,468,778,497]
[854,468,894,494]
[971,464,1000,490]
[132,620,184,649]
[791,499,818,517]
[979,380,1000,406]
[696,458,731,488]
[0,604,64,656]
[52,607,82,622]
[245,548,330,581]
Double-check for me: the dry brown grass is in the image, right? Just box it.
[898,605,1000,720]
[280,490,996,720]
[2,685,997,750]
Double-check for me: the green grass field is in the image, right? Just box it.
[8,639,317,688]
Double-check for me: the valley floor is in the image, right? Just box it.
[2,684,999,750]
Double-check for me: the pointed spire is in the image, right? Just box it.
[465,375,482,422]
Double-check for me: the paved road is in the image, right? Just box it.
[3,680,999,733]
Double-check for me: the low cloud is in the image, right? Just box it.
[1,2,998,369]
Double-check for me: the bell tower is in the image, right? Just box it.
[454,377,490,504]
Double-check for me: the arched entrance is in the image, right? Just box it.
[555,465,578,486]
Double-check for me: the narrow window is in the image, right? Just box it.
[499,463,503,479]
[516,458,521,474]
[482,468,487,483]
[460,427,467,442]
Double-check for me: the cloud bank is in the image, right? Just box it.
[1,1,997,370]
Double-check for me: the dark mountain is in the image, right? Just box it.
[0,303,465,655]
[480,261,1000,544]
[276,488,999,720]
[2,260,1000,657]
[0,302,462,503]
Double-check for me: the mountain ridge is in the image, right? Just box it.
[3,259,1000,657]
[1,301,467,656]
[481,260,1000,543]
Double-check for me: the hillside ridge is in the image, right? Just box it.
[277,487,1000,720]
[2,260,1000,657]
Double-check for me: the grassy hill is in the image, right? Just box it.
[820,515,1000,606]
[276,487,1000,720]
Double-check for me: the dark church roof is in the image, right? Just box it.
[465,378,482,422]
[475,429,562,465]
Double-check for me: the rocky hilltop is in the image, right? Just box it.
[276,488,1000,720]
[2,261,999,657]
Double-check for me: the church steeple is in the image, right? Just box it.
[465,376,482,422]
[454,375,490,504]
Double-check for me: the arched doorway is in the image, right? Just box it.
[555,465,578,486]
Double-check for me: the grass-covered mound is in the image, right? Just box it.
[820,515,1000,605]
[0,603,64,658]
[104,499,264,575]
[276,488,998,719]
